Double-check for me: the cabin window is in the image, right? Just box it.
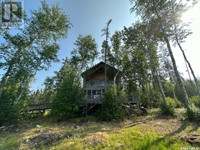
[88,90,91,99]
[92,90,96,97]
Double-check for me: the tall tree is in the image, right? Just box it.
[122,23,167,105]
[0,1,71,100]
[110,31,122,94]
[131,0,190,108]
[51,63,83,118]
[173,25,200,100]
[71,34,98,74]
[101,19,112,88]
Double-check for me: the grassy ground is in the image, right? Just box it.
[0,109,200,150]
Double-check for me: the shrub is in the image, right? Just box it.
[160,97,177,116]
[190,96,200,108]
[166,97,182,108]
[174,99,182,108]
[96,87,127,121]
[160,102,175,116]
[185,105,200,121]
[140,90,162,108]
[51,67,83,119]
[0,80,29,125]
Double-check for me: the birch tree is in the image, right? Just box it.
[130,0,190,108]
[0,1,71,101]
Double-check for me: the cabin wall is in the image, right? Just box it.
[83,71,121,89]
[82,65,121,101]
[89,71,104,80]
[84,72,116,88]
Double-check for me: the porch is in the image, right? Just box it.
[83,87,105,103]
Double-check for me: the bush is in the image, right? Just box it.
[166,97,182,108]
[96,87,127,121]
[185,105,200,121]
[160,97,176,116]
[140,90,162,108]
[0,80,29,125]
[190,96,200,108]
[51,67,83,119]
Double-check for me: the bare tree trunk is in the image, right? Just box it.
[103,19,112,89]
[152,2,190,108]
[166,64,177,99]
[13,59,40,107]
[176,35,200,100]
[164,36,190,108]
[169,73,177,100]
[148,49,167,104]
[184,59,193,83]
[0,63,14,99]
[13,88,25,107]
[114,71,119,95]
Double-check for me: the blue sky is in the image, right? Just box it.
[1,0,200,91]
[23,0,136,90]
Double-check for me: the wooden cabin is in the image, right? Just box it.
[81,61,121,103]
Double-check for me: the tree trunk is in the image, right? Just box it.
[176,35,200,100]
[166,64,177,99]
[184,59,193,86]
[114,71,119,95]
[164,36,190,108]
[0,31,43,99]
[152,1,190,108]
[148,49,167,104]
[103,19,112,90]
[169,72,177,100]
[0,63,14,99]
[13,88,24,107]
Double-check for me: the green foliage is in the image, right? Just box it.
[185,105,200,121]
[0,1,71,106]
[1,1,71,79]
[140,90,162,108]
[0,80,29,125]
[0,1,71,125]
[190,96,200,108]
[97,87,127,121]
[51,66,84,119]
[0,133,21,150]
[166,97,182,108]
[160,97,176,116]
[71,34,98,71]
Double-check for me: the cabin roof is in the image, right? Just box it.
[81,61,120,78]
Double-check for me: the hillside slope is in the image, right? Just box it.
[0,109,200,150]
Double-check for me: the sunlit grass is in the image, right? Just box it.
[53,127,191,150]
[0,133,21,150]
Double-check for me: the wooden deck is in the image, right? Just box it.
[27,103,51,114]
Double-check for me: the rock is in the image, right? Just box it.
[65,133,72,139]
[181,133,200,144]
[28,133,63,148]
[0,124,18,132]
[74,125,79,129]
[25,138,30,143]
[36,125,41,128]
[24,123,34,129]
[157,122,161,125]
[0,126,6,132]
